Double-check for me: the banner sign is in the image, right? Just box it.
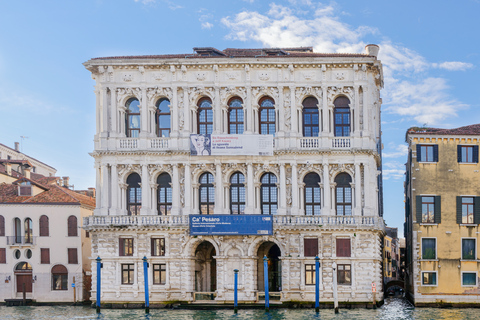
[189,215,273,236]
[190,134,273,156]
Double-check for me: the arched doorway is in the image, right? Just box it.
[257,242,281,292]
[15,262,32,294]
[194,241,216,293]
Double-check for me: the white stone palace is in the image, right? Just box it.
[83,45,385,305]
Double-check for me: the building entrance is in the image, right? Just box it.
[257,242,282,292]
[15,262,32,293]
[194,241,216,292]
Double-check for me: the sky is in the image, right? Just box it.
[1,0,479,235]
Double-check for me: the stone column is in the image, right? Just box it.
[101,164,109,215]
[277,85,285,135]
[354,85,360,136]
[291,162,299,215]
[331,183,336,215]
[214,162,223,214]
[111,87,118,136]
[184,164,192,214]
[140,87,148,137]
[111,164,119,215]
[183,87,190,135]
[95,89,101,139]
[245,86,253,134]
[355,163,362,216]
[214,86,221,134]
[171,86,179,137]
[278,164,287,214]
[322,87,328,133]
[254,183,261,214]
[322,162,330,215]
[119,183,127,214]
[94,164,101,215]
[363,163,372,215]
[101,88,108,137]
[192,183,199,214]
[246,162,255,214]
[363,87,369,136]
[119,107,126,137]
[140,164,150,215]
[290,86,297,135]
[172,164,180,215]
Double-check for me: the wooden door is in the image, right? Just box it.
[16,274,32,293]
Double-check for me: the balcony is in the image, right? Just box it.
[84,214,384,230]
[6,236,36,246]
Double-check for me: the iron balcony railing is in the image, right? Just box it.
[6,236,36,246]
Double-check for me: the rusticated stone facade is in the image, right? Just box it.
[83,45,385,305]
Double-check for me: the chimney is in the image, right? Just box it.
[365,44,379,57]
[63,176,70,188]
[24,167,31,179]
[14,142,19,152]
[5,163,12,176]
[88,187,96,198]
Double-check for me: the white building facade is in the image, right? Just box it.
[83,45,385,305]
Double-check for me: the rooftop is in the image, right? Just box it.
[407,124,480,137]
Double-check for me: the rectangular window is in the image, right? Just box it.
[462,239,476,260]
[421,196,435,223]
[304,238,318,257]
[462,272,477,286]
[68,248,78,264]
[153,264,166,285]
[422,272,437,286]
[336,238,351,257]
[422,238,436,260]
[0,248,5,264]
[337,264,351,285]
[305,264,315,285]
[151,238,165,256]
[458,145,479,163]
[417,144,438,162]
[119,238,134,256]
[52,274,68,290]
[462,197,474,224]
[41,248,50,264]
[122,264,134,285]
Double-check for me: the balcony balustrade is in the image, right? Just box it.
[84,214,384,230]
[6,236,36,246]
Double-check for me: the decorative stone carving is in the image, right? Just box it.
[283,88,291,131]
[251,86,279,101]
[147,87,173,106]
[225,72,239,80]
[188,86,214,106]
[220,86,247,105]
[195,72,206,81]
[153,72,167,81]
[327,86,354,105]
[258,72,270,81]
[123,74,133,82]
[335,71,346,80]
[302,72,315,80]
[116,87,142,104]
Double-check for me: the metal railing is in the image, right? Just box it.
[6,236,36,246]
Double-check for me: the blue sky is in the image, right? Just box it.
[1,0,479,235]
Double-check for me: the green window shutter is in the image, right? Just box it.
[433,145,439,162]
[474,146,479,163]
[457,196,463,224]
[416,195,422,223]
[457,145,462,163]
[474,197,480,224]
[434,196,441,224]
[416,144,422,162]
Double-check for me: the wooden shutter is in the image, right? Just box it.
[336,238,351,257]
[119,238,124,256]
[0,248,5,264]
[433,145,439,162]
[474,197,480,224]
[39,215,49,237]
[416,144,422,162]
[457,197,463,224]
[457,145,462,163]
[41,248,50,264]
[416,195,422,223]
[68,216,77,237]
[68,248,78,264]
[0,215,4,236]
[151,238,155,256]
[434,196,441,224]
[304,238,318,257]
[474,146,479,163]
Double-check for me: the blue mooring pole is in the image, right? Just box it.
[96,256,102,313]
[263,255,269,312]
[143,256,150,313]
[234,269,239,313]
[315,256,320,313]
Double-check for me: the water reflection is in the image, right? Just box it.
[0,298,479,319]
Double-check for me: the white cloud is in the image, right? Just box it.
[432,61,474,71]
[201,22,213,29]
[221,3,471,126]
[134,0,156,4]
[383,162,406,180]
[383,144,408,159]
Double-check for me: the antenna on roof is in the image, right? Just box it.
[20,136,29,153]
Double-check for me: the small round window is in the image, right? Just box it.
[14,250,21,259]
[25,249,32,259]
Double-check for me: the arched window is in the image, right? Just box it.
[230,172,245,214]
[39,215,49,237]
[127,173,142,215]
[126,98,141,137]
[228,98,244,134]
[334,97,350,137]
[67,216,77,237]
[0,215,4,236]
[302,97,319,137]
[157,173,172,215]
[14,218,21,243]
[197,98,213,134]
[156,98,171,137]
[199,173,214,215]
[24,218,33,244]
[51,264,68,290]
[335,173,352,216]
[304,173,321,215]
[260,173,277,215]
[259,97,275,135]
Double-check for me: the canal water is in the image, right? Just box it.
[1,298,479,320]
